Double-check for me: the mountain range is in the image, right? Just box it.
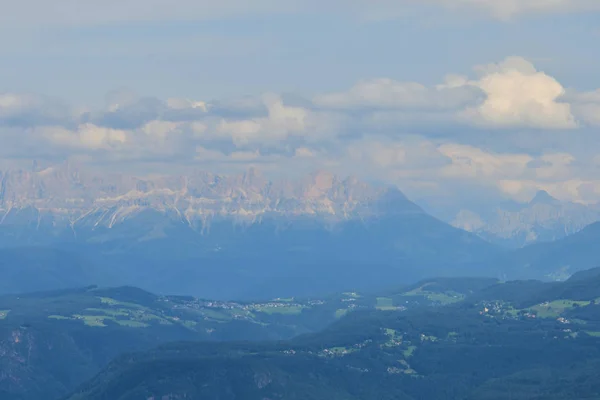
[0,163,413,235]
[452,190,600,248]
[0,163,498,300]
[3,163,599,252]
[3,163,600,299]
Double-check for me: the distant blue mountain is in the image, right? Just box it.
[485,221,600,281]
[453,190,600,248]
[0,166,499,299]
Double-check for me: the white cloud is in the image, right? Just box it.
[314,78,480,110]
[313,56,580,131]
[0,93,37,114]
[141,121,182,139]
[438,143,532,179]
[530,153,575,180]
[564,89,600,127]
[195,146,234,163]
[213,94,342,146]
[340,138,593,203]
[190,122,209,136]
[347,141,407,168]
[295,147,317,158]
[166,98,210,112]
[0,93,71,124]
[460,57,577,129]
[41,124,128,150]
[1,53,600,206]
[343,138,451,186]
[433,147,587,202]
[192,145,327,178]
[216,95,307,146]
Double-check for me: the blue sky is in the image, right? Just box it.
[1,0,600,214]
[2,2,599,102]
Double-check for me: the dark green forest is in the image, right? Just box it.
[3,269,600,399]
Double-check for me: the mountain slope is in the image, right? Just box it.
[0,285,328,400]
[492,221,600,281]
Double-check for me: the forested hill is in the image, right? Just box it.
[0,277,495,400]
[65,270,600,400]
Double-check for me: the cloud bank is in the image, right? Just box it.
[1,56,600,206]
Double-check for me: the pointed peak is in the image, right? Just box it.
[374,187,423,214]
[530,190,559,205]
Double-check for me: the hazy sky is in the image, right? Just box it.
[1,0,600,212]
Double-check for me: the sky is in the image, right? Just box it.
[1,0,600,216]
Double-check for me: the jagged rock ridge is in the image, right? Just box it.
[0,164,422,237]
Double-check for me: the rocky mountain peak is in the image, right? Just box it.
[0,164,419,230]
[529,190,559,205]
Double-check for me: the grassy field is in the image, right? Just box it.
[384,328,397,336]
[403,283,434,297]
[48,315,71,320]
[99,297,150,310]
[44,296,180,329]
[382,328,403,347]
[425,292,464,305]
[376,297,396,310]
[530,300,591,318]
[64,313,156,328]
[398,359,417,375]
[402,284,463,304]
[403,345,417,358]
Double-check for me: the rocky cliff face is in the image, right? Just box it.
[0,164,419,239]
